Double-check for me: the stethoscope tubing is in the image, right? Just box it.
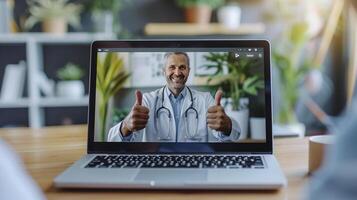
[154,86,199,140]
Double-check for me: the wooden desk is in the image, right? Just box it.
[0,125,309,200]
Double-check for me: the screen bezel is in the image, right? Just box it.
[87,40,273,154]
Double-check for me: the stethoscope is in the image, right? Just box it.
[154,86,199,141]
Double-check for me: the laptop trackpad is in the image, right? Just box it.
[135,169,207,182]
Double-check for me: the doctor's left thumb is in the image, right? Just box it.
[214,90,223,106]
[135,90,143,105]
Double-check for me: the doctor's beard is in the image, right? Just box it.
[166,74,188,93]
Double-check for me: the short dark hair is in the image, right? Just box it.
[163,52,190,68]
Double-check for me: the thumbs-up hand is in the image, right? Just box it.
[207,90,232,135]
[121,90,150,136]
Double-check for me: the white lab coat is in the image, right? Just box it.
[107,87,241,142]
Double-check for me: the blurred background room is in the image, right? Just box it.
[1,0,357,199]
[0,0,356,136]
[0,0,356,138]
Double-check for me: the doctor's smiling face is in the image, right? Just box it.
[163,52,190,96]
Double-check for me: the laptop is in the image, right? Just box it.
[54,40,287,189]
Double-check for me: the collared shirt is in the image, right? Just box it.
[165,86,187,141]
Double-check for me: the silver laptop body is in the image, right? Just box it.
[54,40,287,189]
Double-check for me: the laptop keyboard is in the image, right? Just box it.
[85,155,265,169]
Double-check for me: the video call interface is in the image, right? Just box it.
[94,48,266,143]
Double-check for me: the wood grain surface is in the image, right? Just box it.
[0,125,309,200]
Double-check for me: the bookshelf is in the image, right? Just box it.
[0,33,114,128]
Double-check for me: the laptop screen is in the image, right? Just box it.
[93,46,266,144]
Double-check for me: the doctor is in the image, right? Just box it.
[107,52,241,142]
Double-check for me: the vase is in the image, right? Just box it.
[224,98,250,139]
[185,5,212,25]
[56,80,84,99]
[42,18,67,34]
[250,117,266,140]
[225,109,249,139]
[217,3,241,29]
[92,11,114,34]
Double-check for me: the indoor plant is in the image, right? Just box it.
[111,108,130,127]
[203,52,264,139]
[272,22,310,137]
[25,0,82,33]
[272,22,310,134]
[96,52,130,141]
[175,0,224,24]
[56,63,85,99]
[267,0,343,137]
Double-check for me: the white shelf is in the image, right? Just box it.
[0,32,115,128]
[0,32,115,43]
[0,98,30,108]
[145,23,265,35]
[39,96,89,107]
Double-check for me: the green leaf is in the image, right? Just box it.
[56,63,84,80]
[201,52,264,107]
[289,22,309,45]
[175,0,224,9]
[103,57,123,90]
[108,73,131,97]
[96,52,130,140]
[24,16,39,30]
[103,52,113,78]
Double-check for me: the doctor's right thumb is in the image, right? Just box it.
[214,90,223,106]
[135,90,142,105]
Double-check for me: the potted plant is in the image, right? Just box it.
[25,0,82,33]
[203,52,264,139]
[85,0,124,34]
[267,0,345,137]
[96,52,130,141]
[175,0,224,24]
[56,63,85,99]
[272,22,311,136]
